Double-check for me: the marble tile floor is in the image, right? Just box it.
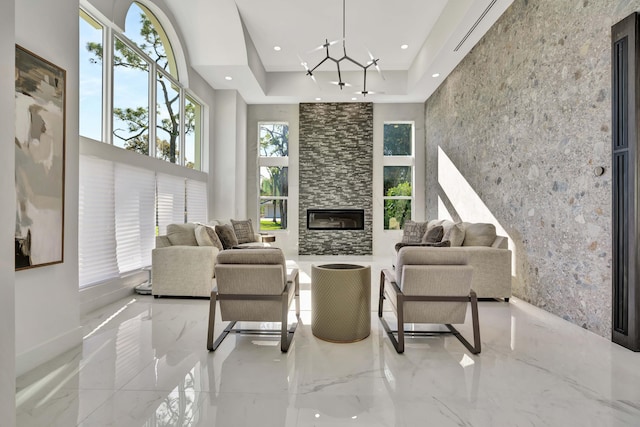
[15,255,640,426]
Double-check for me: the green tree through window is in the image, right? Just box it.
[259,123,289,230]
[84,3,196,167]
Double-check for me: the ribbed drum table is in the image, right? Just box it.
[311,264,371,343]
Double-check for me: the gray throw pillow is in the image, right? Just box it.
[401,221,428,243]
[442,221,466,246]
[231,219,256,244]
[215,224,239,249]
[422,225,444,243]
[194,224,224,251]
[166,223,198,246]
[462,222,497,247]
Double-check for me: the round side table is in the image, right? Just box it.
[311,263,371,343]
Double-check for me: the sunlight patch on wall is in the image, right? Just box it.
[437,146,515,272]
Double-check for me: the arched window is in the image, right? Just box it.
[79,1,202,170]
[123,2,178,79]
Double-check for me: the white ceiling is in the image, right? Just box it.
[165,0,514,104]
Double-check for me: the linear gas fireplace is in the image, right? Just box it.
[307,209,365,230]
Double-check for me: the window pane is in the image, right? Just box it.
[384,123,412,156]
[79,11,103,141]
[260,167,288,197]
[113,37,149,152]
[124,2,177,77]
[185,95,202,170]
[259,199,288,231]
[383,166,412,196]
[259,123,288,157]
[384,199,411,230]
[156,72,180,163]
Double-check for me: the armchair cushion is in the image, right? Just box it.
[231,218,256,244]
[166,223,198,246]
[215,224,239,249]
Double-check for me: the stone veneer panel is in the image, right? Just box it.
[426,0,640,337]
[299,103,373,255]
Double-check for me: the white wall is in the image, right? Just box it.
[246,104,300,256]
[371,103,426,256]
[14,0,82,376]
[0,1,16,423]
[212,90,250,220]
[12,0,219,376]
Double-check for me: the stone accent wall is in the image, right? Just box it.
[299,103,373,255]
[426,0,640,337]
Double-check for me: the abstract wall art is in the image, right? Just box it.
[14,45,66,270]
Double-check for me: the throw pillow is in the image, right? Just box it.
[422,225,444,243]
[215,223,239,249]
[166,223,198,246]
[442,221,466,246]
[194,224,224,251]
[231,219,256,244]
[401,221,428,243]
[462,222,497,247]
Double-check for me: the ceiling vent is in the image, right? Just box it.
[454,0,498,52]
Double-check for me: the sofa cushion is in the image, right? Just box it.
[441,221,466,246]
[194,224,224,251]
[231,219,256,244]
[422,225,444,243]
[215,224,239,249]
[166,223,198,246]
[395,240,451,252]
[462,222,497,247]
[401,221,428,243]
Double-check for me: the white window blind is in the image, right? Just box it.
[79,155,118,288]
[157,173,186,235]
[115,164,156,273]
[186,179,207,223]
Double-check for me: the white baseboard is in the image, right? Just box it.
[79,271,147,316]
[16,326,83,377]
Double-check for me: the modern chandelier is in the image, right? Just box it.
[301,0,384,96]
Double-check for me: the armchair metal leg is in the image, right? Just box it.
[446,291,481,354]
[378,271,385,317]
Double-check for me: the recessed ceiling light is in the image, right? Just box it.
[351,97,357,101]
[315,97,322,101]
[224,76,233,81]
[432,73,440,78]
[273,46,281,51]
[400,44,409,50]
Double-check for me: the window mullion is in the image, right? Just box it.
[104,25,114,144]
[149,62,157,159]
[180,87,185,166]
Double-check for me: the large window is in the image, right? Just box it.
[79,2,203,170]
[78,156,207,288]
[383,123,414,230]
[258,123,289,231]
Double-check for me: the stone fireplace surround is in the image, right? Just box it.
[298,103,373,255]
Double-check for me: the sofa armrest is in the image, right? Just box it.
[492,235,508,249]
[152,246,219,297]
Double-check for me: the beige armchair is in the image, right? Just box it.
[378,247,480,354]
[207,248,300,352]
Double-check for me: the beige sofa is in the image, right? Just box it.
[152,221,268,298]
[395,220,512,301]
